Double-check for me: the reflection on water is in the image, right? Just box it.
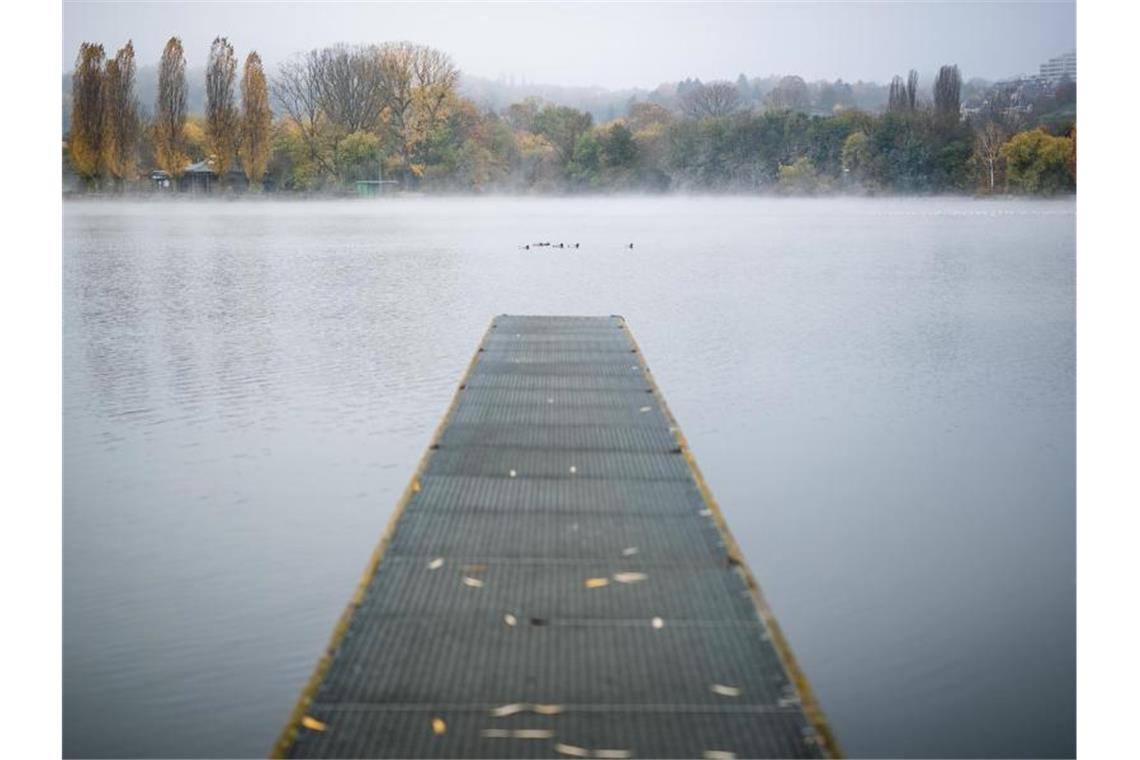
[63,197,1075,758]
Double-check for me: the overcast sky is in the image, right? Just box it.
[63,1,1075,88]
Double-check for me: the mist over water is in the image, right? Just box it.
[63,197,1075,758]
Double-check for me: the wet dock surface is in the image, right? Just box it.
[275,315,836,759]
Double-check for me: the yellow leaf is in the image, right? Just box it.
[301,716,327,732]
[432,717,446,735]
[584,577,610,589]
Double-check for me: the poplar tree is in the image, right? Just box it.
[69,42,105,185]
[155,37,188,177]
[101,41,140,184]
[206,37,240,181]
[934,64,962,124]
[239,52,272,187]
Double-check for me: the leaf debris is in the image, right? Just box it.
[711,684,742,697]
[613,572,648,584]
[301,716,327,732]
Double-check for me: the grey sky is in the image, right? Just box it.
[63,1,1075,88]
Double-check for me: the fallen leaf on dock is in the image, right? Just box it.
[555,743,591,757]
[504,613,517,627]
[584,577,610,589]
[490,703,525,718]
[462,576,484,588]
[622,547,639,556]
[639,406,651,413]
[703,751,736,759]
[652,617,664,629]
[698,509,712,517]
[412,480,421,493]
[431,717,446,735]
[301,716,327,732]
[569,465,577,474]
[509,469,517,478]
[512,729,554,739]
[594,750,632,759]
[532,704,564,715]
[711,684,742,697]
[613,572,648,584]
[427,558,444,570]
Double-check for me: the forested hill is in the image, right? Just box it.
[63,66,901,132]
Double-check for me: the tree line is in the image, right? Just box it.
[65,38,1075,195]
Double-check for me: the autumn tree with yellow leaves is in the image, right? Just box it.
[376,42,459,183]
[206,37,240,182]
[101,41,140,185]
[239,52,272,187]
[154,37,188,177]
[69,43,105,186]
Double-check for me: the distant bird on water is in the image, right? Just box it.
[627,243,634,249]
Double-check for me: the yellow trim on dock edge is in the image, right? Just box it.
[269,319,498,759]
[618,316,843,759]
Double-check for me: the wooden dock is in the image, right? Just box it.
[273,315,838,759]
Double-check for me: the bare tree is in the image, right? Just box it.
[680,81,742,119]
[272,51,335,177]
[155,37,188,177]
[312,44,385,133]
[101,41,140,185]
[763,76,809,113]
[974,120,1007,192]
[206,37,240,180]
[934,64,962,123]
[239,52,272,187]
[70,42,105,185]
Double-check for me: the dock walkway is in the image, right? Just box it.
[274,315,837,759]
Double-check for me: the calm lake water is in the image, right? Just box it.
[63,197,1075,758]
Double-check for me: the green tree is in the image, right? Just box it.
[601,123,638,169]
[1000,128,1075,194]
[532,105,593,168]
[569,131,602,186]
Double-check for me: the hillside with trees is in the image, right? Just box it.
[63,38,1076,195]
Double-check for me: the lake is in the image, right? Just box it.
[63,196,1075,758]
